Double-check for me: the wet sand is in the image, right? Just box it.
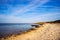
[1,23,60,40]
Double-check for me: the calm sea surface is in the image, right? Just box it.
[0,23,34,38]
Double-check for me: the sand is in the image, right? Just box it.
[1,23,60,40]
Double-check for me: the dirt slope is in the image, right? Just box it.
[1,23,60,40]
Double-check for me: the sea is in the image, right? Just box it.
[0,23,34,38]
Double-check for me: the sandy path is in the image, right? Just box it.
[1,23,60,40]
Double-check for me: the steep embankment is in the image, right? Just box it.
[1,23,60,40]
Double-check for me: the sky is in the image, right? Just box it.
[0,0,60,23]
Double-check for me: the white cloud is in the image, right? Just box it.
[0,13,60,23]
[10,0,49,15]
[1,0,60,23]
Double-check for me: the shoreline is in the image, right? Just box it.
[0,23,42,39]
[0,23,60,40]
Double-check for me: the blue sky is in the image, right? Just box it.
[0,0,60,23]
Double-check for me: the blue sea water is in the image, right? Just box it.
[0,23,33,38]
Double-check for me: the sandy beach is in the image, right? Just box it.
[1,23,60,40]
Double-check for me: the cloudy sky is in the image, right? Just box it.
[0,0,60,23]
